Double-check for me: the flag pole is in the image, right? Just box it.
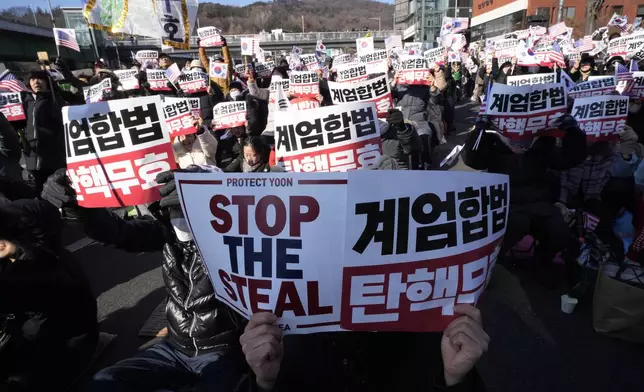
[47,0,60,57]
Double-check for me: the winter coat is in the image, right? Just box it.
[391,85,432,136]
[463,128,587,205]
[79,208,245,356]
[172,129,219,168]
[0,113,22,180]
[379,121,422,170]
[216,133,245,168]
[247,80,276,137]
[198,45,234,95]
[186,79,225,124]
[21,90,66,174]
[0,200,98,390]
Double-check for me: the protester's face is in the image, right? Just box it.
[185,60,191,68]
[179,134,196,147]
[629,100,642,114]
[243,146,260,165]
[453,63,460,70]
[159,57,171,68]
[580,62,592,72]
[29,77,48,92]
[132,65,140,73]
[231,126,245,138]
[229,89,241,100]
[0,239,16,260]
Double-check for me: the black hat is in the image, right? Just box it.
[28,70,49,80]
[229,81,244,92]
[158,53,171,60]
[580,53,595,67]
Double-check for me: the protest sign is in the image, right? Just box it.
[607,32,644,59]
[209,63,228,80]
[385,35,403,51]
[82,78,112,104]
[289,71,320,99]
[175,171,349,334]
[356,37,374,57]
[333,53,354,66]
[568,76,616,99]
[135,50,159,69]
[506,73,556,86]
[0,92,25,121]
[494,39,520,64]
[274,102,382,172]
[423,47,447,67]
[290,97,321,111]
[632,71,644,99]
[255,61,275,78]
[114,69,140,91]
[398,56,431,86]
[179,70,209,94]
[146,69,172,91]
[299,54,319,72]
[63,96,176,208]
[175,170,507,334]
[162,97,198,137]
[197,26,224,47]
[336,64,368,83]
[484,83,567,139]
[571,95,628,140]
[187,97,200,118]
[268,78,290,104]
[328,75,393,118]
[358,49,388,74]
[404,42,423,55]
[342,170,507,332]
[212,101,246,130]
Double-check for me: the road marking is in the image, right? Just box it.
[65,236,96,253]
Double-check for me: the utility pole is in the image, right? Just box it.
[557,0,564,23]
[455,0,458,18]
[301,15,305,33]
[30,5,38,26]
[46,0,56,28]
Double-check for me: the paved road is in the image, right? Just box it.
[63,102,644,391]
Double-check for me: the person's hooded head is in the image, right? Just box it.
[0,199,63,261]
[158,53,172,69]
[131,60,141,73]
[271,66,289,80]
[28,70,51,93]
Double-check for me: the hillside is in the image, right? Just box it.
[199,0,395,34]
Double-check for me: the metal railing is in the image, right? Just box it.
[110,30,402,47]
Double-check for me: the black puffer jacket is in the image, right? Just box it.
[79,208,245,355]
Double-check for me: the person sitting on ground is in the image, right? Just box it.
[237,305,489,391]
[0,197,98,392]
[173,116,219,168]
[40,168,248,392]
[464,115,587,286]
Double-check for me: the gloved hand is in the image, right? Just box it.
[554,114,578,131]
[41,168,77,208]
[386,109,405,127]
[156,165,209,209]
[54,57,68,72]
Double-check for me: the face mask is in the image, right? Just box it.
[229,90,241,100]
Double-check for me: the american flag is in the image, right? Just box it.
[0,73,31,93]
[549,42,566,68]
[583,212,600,232]
[548,22,568,37]
[165,63,182,84]
[616,62,635,94]
[631,59,639,72]
[53,28,80,52]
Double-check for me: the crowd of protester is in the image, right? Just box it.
[1,32,643,392]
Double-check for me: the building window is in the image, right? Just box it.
[535,7,550,21]
[562,7,575,19]
[637,5,644,17]
[612,5,624,15]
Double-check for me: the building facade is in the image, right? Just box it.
[471,0,644,41]
[395,0,472,44]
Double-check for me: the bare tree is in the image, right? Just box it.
[585,0,605,35]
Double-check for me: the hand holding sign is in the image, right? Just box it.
[240,312,284,391]
[442,304,490,386]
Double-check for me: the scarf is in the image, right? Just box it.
[242,160,263,173]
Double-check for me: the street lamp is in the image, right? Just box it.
[368,17,382,31]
